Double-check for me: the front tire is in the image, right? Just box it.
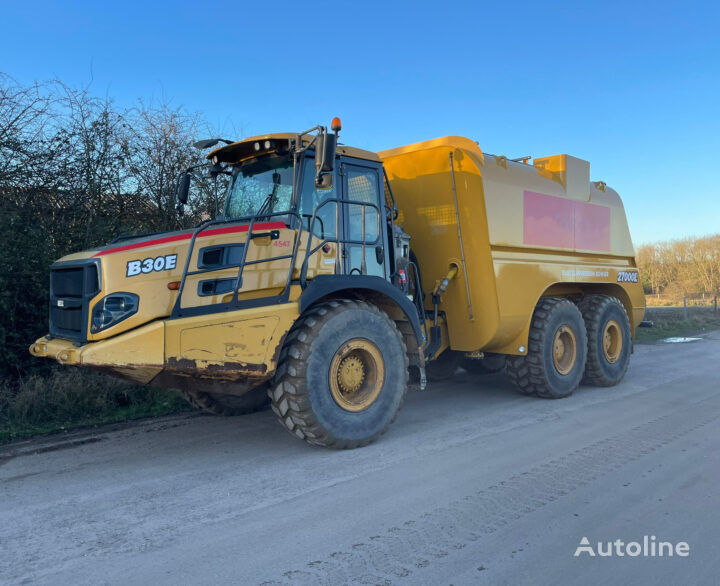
[577,295,631,386]
[507,297,587,399]
[269,300,408,448]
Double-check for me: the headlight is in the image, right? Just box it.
[91,293,139,333]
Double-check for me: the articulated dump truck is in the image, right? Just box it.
[30,119,645,448]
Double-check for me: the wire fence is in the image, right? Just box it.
[645,301,719,322]
[646,292,719,309]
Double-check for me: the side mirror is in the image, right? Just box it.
[176,172,191,216]
[315,131,336,189]
[176,172,191,205]
[375,245,384,265]
[193,138,220,150]
[193,137,233,149]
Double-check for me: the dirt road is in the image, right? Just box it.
[2,332,719,585]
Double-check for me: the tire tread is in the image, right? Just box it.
[269,299,408,449]
[577,294,631,386]
[507,297,586,399]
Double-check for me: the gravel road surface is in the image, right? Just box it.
[2,331,719,585]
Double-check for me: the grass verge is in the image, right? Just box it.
[0,369,189,444]
[636,307,720,342]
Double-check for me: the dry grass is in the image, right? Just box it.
[0,369,188,443]
[637,306,720,341]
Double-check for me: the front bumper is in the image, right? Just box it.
[29,302,297,388]
[30,321,165,384]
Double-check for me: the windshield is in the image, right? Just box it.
[224,155,294,219]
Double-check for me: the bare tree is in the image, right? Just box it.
[123,100,208,231]
[637,235,720,301]
[0,74,55,188]
[0,75,228,377]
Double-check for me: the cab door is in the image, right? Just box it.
[341,162,386,278]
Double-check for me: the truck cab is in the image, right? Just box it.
[209,132,390,281]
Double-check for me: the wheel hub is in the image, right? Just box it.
[329,339,384,412]
[337,355,365,393]
[603,319,622,363]
[552,325,577,375]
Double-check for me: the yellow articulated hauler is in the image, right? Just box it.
[31,120,645,448]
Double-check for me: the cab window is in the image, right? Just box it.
[298,157,337,239]
[344,165,383,277]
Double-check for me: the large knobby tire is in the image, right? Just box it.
[425,350,462,382]
[269,299,408,449]
[577,295,632,386]
[507,297,587,399]
[181,383,270,416]
[462,353,506,375]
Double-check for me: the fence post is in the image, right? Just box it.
[715,295,718,315]
[683,296,688,320]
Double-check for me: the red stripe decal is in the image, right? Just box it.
[523,191,610,252]
[93,222,286,257]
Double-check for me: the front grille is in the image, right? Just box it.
[50,305,82,331]
[49,261,100,341]
[51,265,98,298]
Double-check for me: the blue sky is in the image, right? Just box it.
[2,0,719,244]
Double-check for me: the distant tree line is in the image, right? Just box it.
[636,235,720,300]
[0,74,220,378]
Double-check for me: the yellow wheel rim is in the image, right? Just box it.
[329,339,384,412]
[552,325,577,375]
[603,319,623,363]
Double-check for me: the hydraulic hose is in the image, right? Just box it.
[434,265,459,297]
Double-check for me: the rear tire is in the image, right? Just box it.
[577,295,631,386]
[462,353,506,375]
[269,299,408,449]
[181,384,270,416]
[507,297,587,399]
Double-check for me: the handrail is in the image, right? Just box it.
[299,198,382,286]
[171,209,303,317]
[383,167,399,220]
[406,259,429,346]
[171,196,409,321]
[228,209,302,306]
[172,217,229,317]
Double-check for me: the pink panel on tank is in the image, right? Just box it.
[574,200,610,252]
[523,191,574,249]
[523,190,610,252]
